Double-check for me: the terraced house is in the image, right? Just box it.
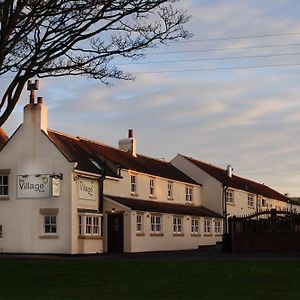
[0,96,222,254]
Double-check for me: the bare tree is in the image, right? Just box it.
[0,0,190,126]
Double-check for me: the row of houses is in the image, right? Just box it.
[0,96,297,254]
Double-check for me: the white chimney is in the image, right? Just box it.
[23,96,48,134]
[119,129,137,157]
[226,165,233,178]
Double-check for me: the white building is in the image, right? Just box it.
[0,97,222,254]
[171,154,299,220]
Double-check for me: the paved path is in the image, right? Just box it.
[2,245,300,261]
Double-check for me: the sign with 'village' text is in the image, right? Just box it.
[17,175,51,198]
[78,179,96,200]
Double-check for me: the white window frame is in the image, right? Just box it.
[130,175,137,193]
[136,214,143,233]
[173,216,183,234]
[248,194,255,208]
[44,215,57,235]
[204,219,211,234]
[79,214,102,237]
[150,215,162,233]
[226,189,234,204]
[149,178,155,196]
[191,218,199,234]
[0,175,8,197]
[185,186,193,203]
[167,181,173,198]
[214,220,222,234]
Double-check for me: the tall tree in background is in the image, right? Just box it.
[0,0,190,126]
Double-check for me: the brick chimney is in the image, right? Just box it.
[118,129,137,157]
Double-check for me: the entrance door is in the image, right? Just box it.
[107,213,124,253]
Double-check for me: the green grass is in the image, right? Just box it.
[0,259,299,299]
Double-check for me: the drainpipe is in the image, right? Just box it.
[98,160,106,214]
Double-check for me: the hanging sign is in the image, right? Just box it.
[17,175,50,198]
[78,178,96,200]
[51,177,61,197]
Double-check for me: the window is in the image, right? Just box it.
[167,181,173,198]
[173,217,183,234]
[204,219,211,234]
[248,194,255,207]
[257,196,261,208]
[44,216,57,234]
[0,225,2,238]
[185,186,193,202]
[226,190,234,204]
[149,178,155,196]
[191,218,199,234]
[0,175,8,196]
[151,215,162,233]
[262,198,267,207]
[130,175,136,193]
[136,214,143,233]
[214,220,222,234]
[79,214,101,236]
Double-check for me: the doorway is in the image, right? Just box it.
[107,213,124,252]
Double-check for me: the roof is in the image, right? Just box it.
[105,195,222,218]
[48,129,198,185]
[182,155,288,202]
[0,128,8,149]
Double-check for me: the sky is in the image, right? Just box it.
[1,0,300,196]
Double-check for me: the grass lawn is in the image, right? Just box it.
[0,258,299,299]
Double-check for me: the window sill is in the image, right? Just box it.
[78,235,102,240]
[185,202,195,206]
[149,195,157,199]
[215,234,223,237]
[0,196,9,201]
[167,197,174,201]
[226,202,235,206]
[204,234,213,237]
[39,235,59,239]
[173,233,184,237]
[248,206,255,209]
[150,233,164,237]
[136,232,145,236]
[191,233,201,237]
[131,192,139,197]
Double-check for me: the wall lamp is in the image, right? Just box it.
[50,173,63,180]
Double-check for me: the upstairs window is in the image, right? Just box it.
[0,175,8,197]
[167,181,173,198]
[149,178,155,196]
[130,175,137,193]
[226,190,234,204]
[185,186,193,203]
[248,194,255,208]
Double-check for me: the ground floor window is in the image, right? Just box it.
[173,216,183,233]
[44,215,57,235]
[214,220,222,234]
[191,218,199,234]
[136,214,143,233]
[204,219,211,234]
[0,225,2,238]
[79,214,102,236]
[151,215,162,233]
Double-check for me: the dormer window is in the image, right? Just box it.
[226,189,234,204]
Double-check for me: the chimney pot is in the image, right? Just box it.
[37,97,43,104]
[128,129,133,138]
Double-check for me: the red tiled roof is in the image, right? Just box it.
[0,128,8,149]
[105,195,222,218]
[48,130,198,185]
[182,155,288,202]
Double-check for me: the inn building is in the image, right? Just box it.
[0,96,222,254]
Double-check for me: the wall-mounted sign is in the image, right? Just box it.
[79,178,96,201]
[17,175,50,198]
[51,178,61,197]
